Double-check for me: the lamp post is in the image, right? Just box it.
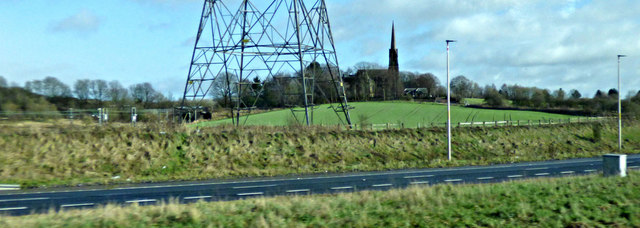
[617,54,626,153]
[446,40,456,161]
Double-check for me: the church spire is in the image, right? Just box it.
[391,21,396,51]
[389,21,399,72]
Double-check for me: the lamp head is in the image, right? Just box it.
[618,55,627,58]
[446,40,457,44]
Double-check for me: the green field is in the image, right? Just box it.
[3,173,638,227]
[198,101,574,127]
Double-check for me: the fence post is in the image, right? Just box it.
[539,120,541,126]
[483,121,486,127]
[401,123,405,129]
[98,108,103,125]
[517,120,520,126]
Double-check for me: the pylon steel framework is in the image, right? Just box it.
[180,0,352,126]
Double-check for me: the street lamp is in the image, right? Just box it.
[446,40,456,161]
[617,54,627,153]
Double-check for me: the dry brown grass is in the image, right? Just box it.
[0,120,637,188]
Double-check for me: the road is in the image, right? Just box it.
[1,155,639,216]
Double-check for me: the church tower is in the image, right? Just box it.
[388,22,401,98]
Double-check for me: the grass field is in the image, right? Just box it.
[1,119,637,188]
[2,172,638,227]
[197,101,574,127]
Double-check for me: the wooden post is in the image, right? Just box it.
[387,123,390,129]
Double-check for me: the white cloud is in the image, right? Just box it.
[328,0,640,95]
[50,9,101,33]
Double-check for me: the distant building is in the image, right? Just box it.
[344,23,403,101]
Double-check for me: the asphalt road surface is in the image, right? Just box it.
[1,155,639,216]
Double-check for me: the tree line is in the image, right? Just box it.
[0,75,173,115]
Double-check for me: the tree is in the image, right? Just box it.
[450,75,473,98]
[553,88,566,100]
[353,62,382,70]
[570,89,581,99]
[594,90,606,99]
[74,79,91,102]
[0,75,7,88]
[108,81,128,106]
[412,73,439,98]
[483,86,505,107]
[129,83,163,108]
[25,76,72,97]
[608,88,619,99]
[89,79,109,101]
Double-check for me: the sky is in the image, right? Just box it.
[1,0,639,99]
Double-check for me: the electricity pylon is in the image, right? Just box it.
[180,0,352,127]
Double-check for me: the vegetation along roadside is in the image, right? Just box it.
[0,119,638,188]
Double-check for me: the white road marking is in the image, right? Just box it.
[237,192,264,196]
[0,207,28,211]
[535,173,550,176]
[477,177,494,180]
[444,179,463,182]
[372,183,393,187]
[285,189,310,193]
[330,186,353,190]
[403,175,434,179]
[183,196,212,200]
[410,181,429,185]
[0,184,20,191]
[126,199,157,204]
[561,171,575,174]
[508,175,523,178]
[584,169,598,173]
[525,167,549,171]
[61,203,95,208]
[0,197,50,203]
[232,184,277,189]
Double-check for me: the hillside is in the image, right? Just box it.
[198,101,576,127]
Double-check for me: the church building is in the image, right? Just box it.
[344,23,403,101]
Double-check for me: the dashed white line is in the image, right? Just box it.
[410,181,429,185]
[126,199,157,204]
[535,173,550,176]
[561,171,575,174]
[584,169,598,173]
[477,177,494,180]
[61,203,95,208]
[525,167,549,171]
[237,192,264,196]
[0,207,28,211]
[285,189,310,193]
[372,183,393,187]
[444,179,463,182]
[183,196,212,200]
[330,186,354,190]
[508,175,523,178]
[232,184,277,189]
[0,197,50,203]
[403,175,434,179]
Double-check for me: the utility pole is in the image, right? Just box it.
[617,54,626,153]
[446,40,456,161]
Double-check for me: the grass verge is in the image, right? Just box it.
[0,120,638,188]
[1,173,639,227]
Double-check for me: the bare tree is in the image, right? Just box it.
[129,83,163,108]
[74,79,91,102]
[89,80,109,101]
[108,80,128,106]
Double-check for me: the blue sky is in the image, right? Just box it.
[1,0,639,98]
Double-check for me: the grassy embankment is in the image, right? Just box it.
[197,101,574,127]
[1,118,638,188]
[2,173,639,227]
